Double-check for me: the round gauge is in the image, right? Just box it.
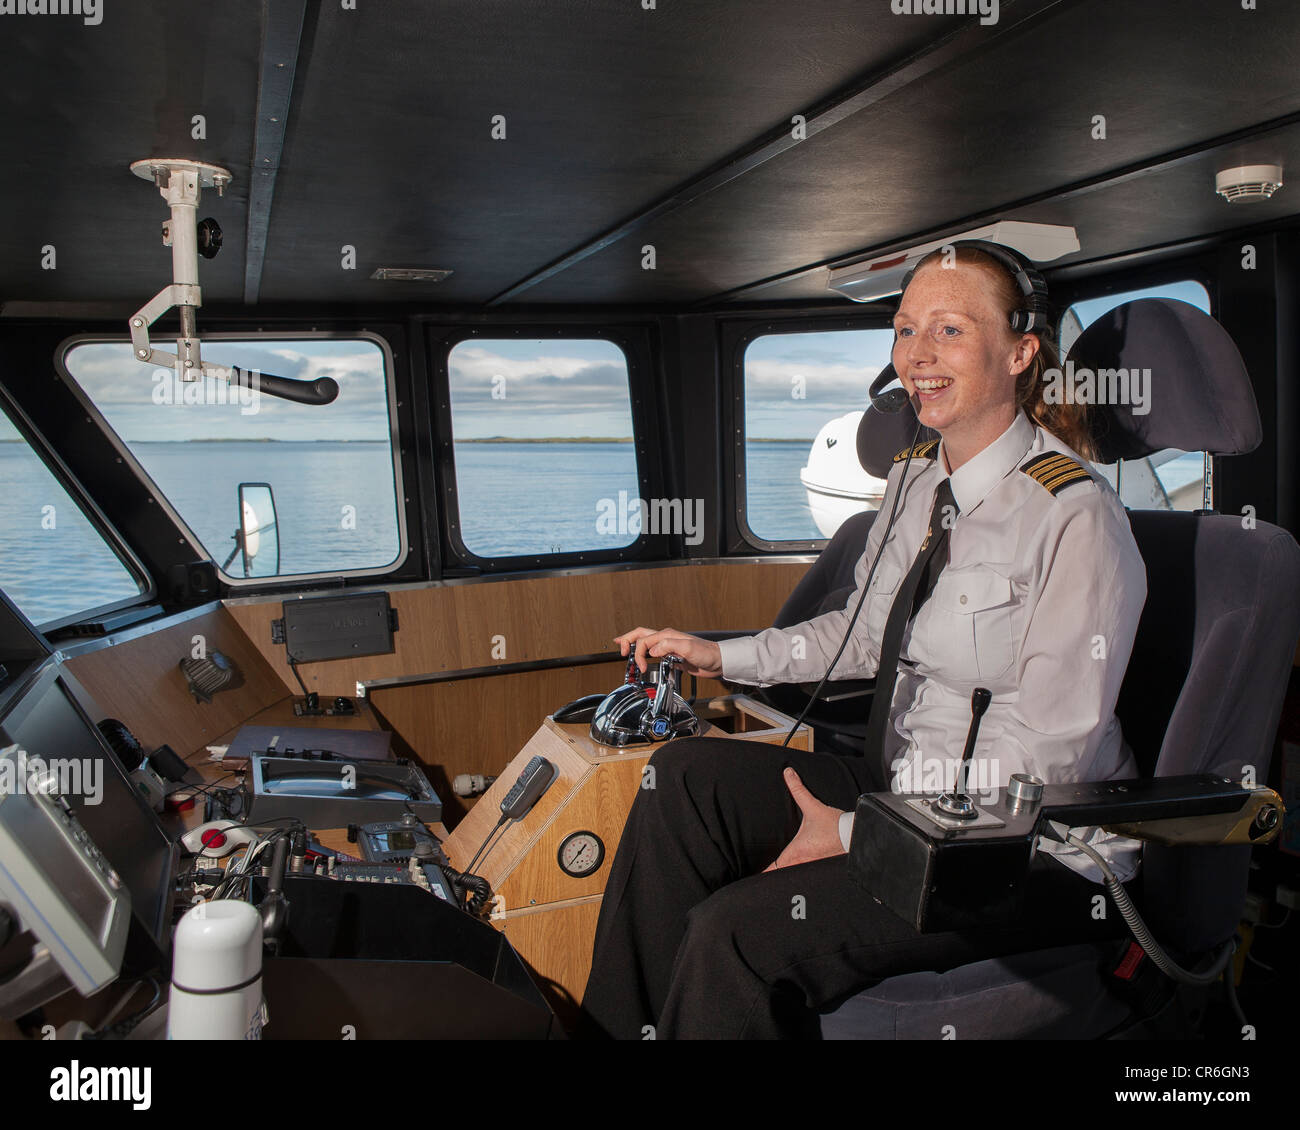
[557,830,605,877]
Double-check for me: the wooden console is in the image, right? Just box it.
[441,694,810,1021]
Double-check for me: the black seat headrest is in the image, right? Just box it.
[854,299,1260,474]
[1066,298,1260,462]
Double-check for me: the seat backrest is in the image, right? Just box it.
[771,509,875,629]
[1121,511,1300,950]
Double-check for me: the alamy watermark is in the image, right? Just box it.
[891,752,1000,803]
[0,746,103,806]
[597,491,703,546]
[151,368,261,415]
[0,0,103,25]
[890,0,998,26]
[1041,361,1151,416]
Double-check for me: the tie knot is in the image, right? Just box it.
[934,477,959,517]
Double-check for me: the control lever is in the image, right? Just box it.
[933,687,992,820]
[259,835,290,955]
[650,654,686,728]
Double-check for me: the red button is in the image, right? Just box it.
[200,828,228,850]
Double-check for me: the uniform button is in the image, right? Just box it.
[959,594,968,605]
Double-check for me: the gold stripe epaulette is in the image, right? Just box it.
[1020,451,1092,496]
[893,438,940,463]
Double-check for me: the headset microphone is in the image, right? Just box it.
[868,364,912,414]
[780,395,924,751]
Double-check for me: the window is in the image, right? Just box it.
[62,337,403,581]
[446,338,641,559]
[742,328,896,543]
[1060,280,1213,511]
[0,406,144,627]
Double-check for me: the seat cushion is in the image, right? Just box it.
[820,944,1130,1040]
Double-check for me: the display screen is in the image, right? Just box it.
[0,784,112,943]
[0,664,175,949]
[377,830,416,851]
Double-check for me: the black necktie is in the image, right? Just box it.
[863,477,959,775]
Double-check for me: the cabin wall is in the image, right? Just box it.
[62,605,290,758]
[223,559,808,821]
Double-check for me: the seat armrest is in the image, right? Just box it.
[848,775,1282,932]
[689,629,759,643]
[797,678,875,702]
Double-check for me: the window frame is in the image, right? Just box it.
[723,312,897,554]
[55,330,411,589]
[0,383,154,632]
[428,324,669,572]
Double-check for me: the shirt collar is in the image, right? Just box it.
[937,410,1036,514]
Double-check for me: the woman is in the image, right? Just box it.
[580,243,1148,1039]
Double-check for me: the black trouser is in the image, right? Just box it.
[580,736,1131,1040]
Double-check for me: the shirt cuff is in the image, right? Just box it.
[838,810,855,853]
[717,634,759,684]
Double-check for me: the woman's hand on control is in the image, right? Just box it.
[614,627,723,680]
[764,768,848,871]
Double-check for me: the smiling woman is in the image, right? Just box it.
[582,241,1149,1040]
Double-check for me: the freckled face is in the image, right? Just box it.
[892,262,1037,453]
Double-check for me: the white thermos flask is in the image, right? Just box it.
[167,900,268,1039]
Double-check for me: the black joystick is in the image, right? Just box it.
[933,687,992,820]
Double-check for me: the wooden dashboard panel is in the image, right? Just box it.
[222,561,809,698]
[63,606,289,758]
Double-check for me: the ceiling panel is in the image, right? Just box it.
[0,0,1296,312]
[520,0,1300,304]
[0,3,261,307]
[256,0,958,303]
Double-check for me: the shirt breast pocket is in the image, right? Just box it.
[864,562,901,647]
[931,568,1018,682]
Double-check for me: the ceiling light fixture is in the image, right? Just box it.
[827,220,1079,303]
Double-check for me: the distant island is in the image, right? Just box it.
[2,435,815,444]
[457,436,634,444]
[456,436,814,444]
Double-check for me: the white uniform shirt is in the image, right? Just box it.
[719,410,1147,883]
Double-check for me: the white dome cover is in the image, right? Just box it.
[799,411,887,537]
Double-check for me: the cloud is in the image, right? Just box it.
[63,340,392,442]
[448,347,636,433]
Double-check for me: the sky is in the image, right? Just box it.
[55,279,1211,446]
[64,339,392,442]
[743,328,894,439]
[447,337,636,438]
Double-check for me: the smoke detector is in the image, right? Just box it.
[1215,164,1283,203]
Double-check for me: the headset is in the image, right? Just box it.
[867,240,1051,412]
[780,240,1050,751]
[901,239,1052,335]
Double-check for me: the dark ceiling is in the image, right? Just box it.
[1,0,1298,311]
